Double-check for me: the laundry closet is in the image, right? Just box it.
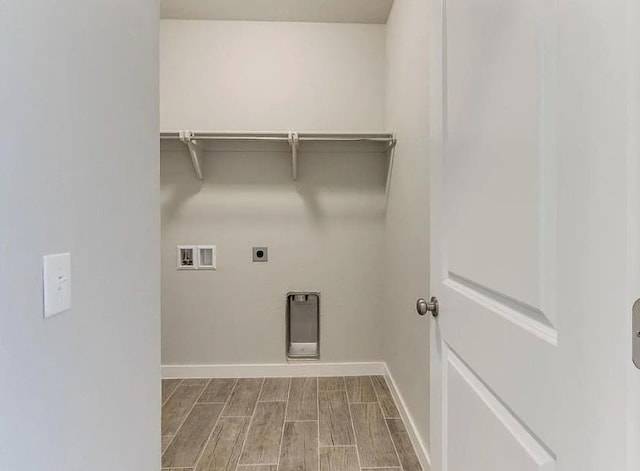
[159,1,430,469]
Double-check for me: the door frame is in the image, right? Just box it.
[627,1,640,468]
[428,0,446,469]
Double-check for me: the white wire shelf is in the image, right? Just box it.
[160,130,397,181]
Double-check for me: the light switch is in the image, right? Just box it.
[43,253,71,318]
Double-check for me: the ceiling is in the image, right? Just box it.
[160,0,395,24]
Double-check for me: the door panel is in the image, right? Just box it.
[446,346,554,471]
[441,282,556,446]
[445,0,556,321]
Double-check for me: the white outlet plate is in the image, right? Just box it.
[43,253,71,318]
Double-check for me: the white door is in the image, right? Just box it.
[429,1,640,471]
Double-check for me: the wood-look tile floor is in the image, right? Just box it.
[161,376,422,471]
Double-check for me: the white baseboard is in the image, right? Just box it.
[162,361,386,378]
[383,363,432,471]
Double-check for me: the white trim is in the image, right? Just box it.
[161,361,386,379]
[383,363,432,471]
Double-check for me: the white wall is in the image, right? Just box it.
[383,0,431,454]
[0,2,160,470]
[160,20,387,365]
[160,20,385,132]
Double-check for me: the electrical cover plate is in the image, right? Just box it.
[43,253,71,318]
[252,247,268,262]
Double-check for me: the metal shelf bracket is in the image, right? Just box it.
[387,135,398,151]
[385,134,397,198]
[179,130,204,180]
[288,131,300,181]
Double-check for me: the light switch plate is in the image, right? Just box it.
[43,253,71,318]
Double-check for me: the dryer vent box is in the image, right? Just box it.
[286,292,319,360]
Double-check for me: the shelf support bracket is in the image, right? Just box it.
[385,134,397,198]
[288,131,300,180]
[386,135,398,152]
[179,130,204,180]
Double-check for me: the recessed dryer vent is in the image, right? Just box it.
[286,292,320,360]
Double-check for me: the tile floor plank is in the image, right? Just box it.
[386,418,422,471]
[237,466,277,471]
[222,378,264,417]
[319,446,359,471]
[318,377,345,391]
[259,378,290,402]
[195,417,250,471]
[286,377,318,421]
[350,403,400,468]
[162,379,182,404]
[318,391,355,446]
[182,378,211,387]
[345,376,377,403]
[162,403,224,468]
[239,402,286,465]
[159,376,418,471]
[162,382,208,436]
[278,421,318,471]
[371,376,400,418]
[161,436,173,453]
[198,378,237,403]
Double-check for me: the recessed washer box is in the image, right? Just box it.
[177,245,217,270]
